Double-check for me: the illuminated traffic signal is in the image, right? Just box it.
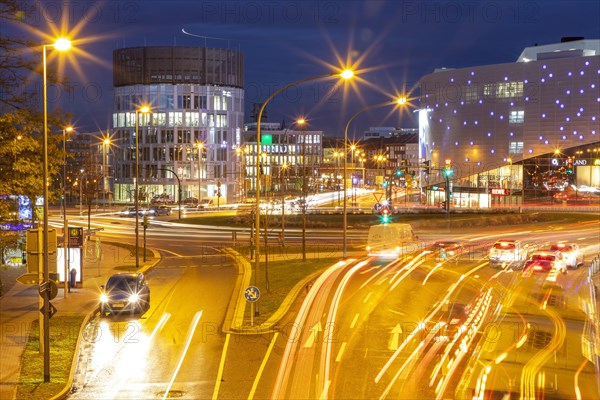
[443,158,453,178]
[395,169,403,177]
[381,207,390,223]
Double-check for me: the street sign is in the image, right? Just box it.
[244,286,260,302]
[16,272,38,284]
[39,280,58,300]
[373,203,383,212]
[68,227,84,247]
[39,302,57,319]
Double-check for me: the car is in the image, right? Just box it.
[99,272,150,316]
[148,205,171,216]
[197,198,215,209]
[489,239,529,269]
[550,242,583,269]
[119,207,137,217]
[524,251,567,274]
[433,241,464,258]
[183,197,199,206]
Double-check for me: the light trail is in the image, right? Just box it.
[320,260,368,399]
[163,310,203,400]
[271,259,353,398]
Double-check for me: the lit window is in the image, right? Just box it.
[509,110,524,124]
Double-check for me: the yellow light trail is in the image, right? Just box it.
[163,310,203,400]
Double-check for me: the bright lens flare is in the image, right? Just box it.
[139,105,151,113]
[53,38,71,51]
[340,69,354,79]
[396,96,407,105]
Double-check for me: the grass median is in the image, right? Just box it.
[243,252,344,326]
[16,316,84,400]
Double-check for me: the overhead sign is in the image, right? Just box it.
[490,188,509,196]
[244,286,260,302]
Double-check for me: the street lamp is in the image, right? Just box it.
[254,69,355,290]
[102,137,111,212]
[42,36,71,383]
[296,118,307,262]
[135,105,151,270]
[62,126,73,299]
[343,96,407,258]
[197,141,204,202]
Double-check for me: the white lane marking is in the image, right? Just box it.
[248,332,280,400]
[212,333,230,400]
[350,313,360,329]
[336,342,347,362]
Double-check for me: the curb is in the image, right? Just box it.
[222,247,251,333]
[50,247,162,400]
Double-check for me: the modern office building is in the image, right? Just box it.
[418,38,600,207]
[110,46,244,204]
[243,122,323,199]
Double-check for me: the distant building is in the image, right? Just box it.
[243,122,323,197]
[110,46,244,203]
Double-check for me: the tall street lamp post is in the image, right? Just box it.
[254,69,354,291]
[42,37,71,383]
[102,137,111,211]
[296,118,307,262]
[343,97,407,258]
[62,126,73,298]
[135,106,150,270]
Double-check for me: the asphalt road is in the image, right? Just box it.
[55,213,599,399]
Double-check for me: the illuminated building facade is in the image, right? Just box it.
[419,38,600,207]
[111,46,244,203]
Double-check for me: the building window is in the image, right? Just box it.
[509,110,524,124]
[161,130,174,143]
[509,141,523,154]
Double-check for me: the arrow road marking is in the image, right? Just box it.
[388,324,403,351]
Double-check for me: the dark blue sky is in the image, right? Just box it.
[13,0,600,138]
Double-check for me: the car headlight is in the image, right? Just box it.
[128,293,139,303]
[100,293,108,303]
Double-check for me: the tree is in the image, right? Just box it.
[0,109,67,223]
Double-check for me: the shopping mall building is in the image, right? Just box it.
[418,38,600,208]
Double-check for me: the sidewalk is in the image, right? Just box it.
[0,240,159,400]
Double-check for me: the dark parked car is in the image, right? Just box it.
[148,205,171,216]
[99,272,150,316]
[119,207,138,217]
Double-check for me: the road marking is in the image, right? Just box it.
[335,342,347,362]
[163,310,202,400]
[212,333,230,400]
[157,248,184,257]
[388,324,403,351]
[304,322,322,348]
[248,332,279,400]
[350,313,359,329]
[363,292,372,303]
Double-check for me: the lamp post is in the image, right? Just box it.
[102,137,110,212]
[296,118,307,262]
[197,141,204,202]
[135,105,150,270]
[42,37,71,383]
[62,126,73,299]
[254,69,354,290]
[343,97,406,258]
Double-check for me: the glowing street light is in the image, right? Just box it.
[42,36,71,382]
[253,68,355,291]
[135,105,151,270]
[342,96,408,258]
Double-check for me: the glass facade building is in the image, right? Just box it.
[111,46,244,204]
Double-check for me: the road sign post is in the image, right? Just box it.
[245,286,260,327]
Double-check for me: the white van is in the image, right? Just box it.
[366,223,417,258]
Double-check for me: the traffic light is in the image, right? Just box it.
[443,158,453,178]
[395,169,403,177]
[380,207,390,223]
[566,157,573,174]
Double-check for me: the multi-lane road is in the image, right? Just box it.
[60,213,599,399]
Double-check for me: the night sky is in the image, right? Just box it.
[10,0,600,139]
